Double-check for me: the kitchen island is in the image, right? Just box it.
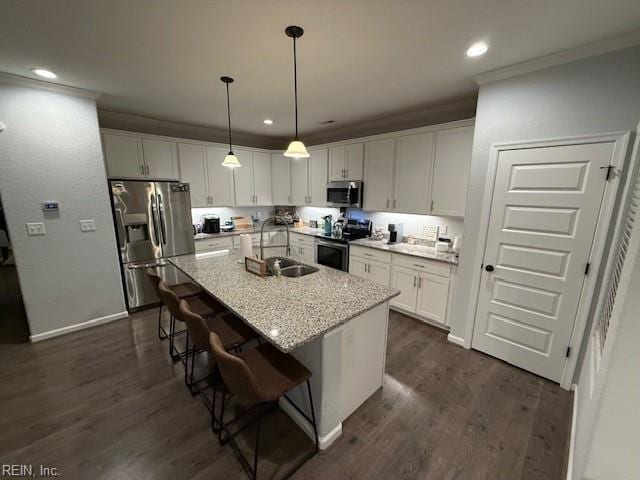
[169,251,399,449]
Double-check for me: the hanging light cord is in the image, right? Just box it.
[293,35,299,140]
[226,81,233,152]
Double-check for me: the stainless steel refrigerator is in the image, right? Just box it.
[110,180,194,310]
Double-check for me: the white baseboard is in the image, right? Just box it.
[390,306,450,332]
[278,397,343,450]
[29,310,129,343]
[447,333,466,347]
[566,383,578,480]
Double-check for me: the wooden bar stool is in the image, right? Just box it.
[146,268,201,340]
[209,331,319,480]
[157,280,224,362]
[178,300,259,395]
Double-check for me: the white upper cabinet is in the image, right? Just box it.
[178,143,208,207]
[290,158,309,206]
[206,147,235,207]
[233,150,255,206]
[103,133,145,178]
[271,154,291,205]
[252,152,272,206]
[364,138,395,212]
[328,143,364,181]
[308,148,328,206]
[431,126,473,216]
[394,133,434,214]
[141,138,179,179]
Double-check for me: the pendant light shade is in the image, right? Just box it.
[283,25,310,159]
[220,76,241,168]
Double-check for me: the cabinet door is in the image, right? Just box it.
[348,257,368,280]
[367,260,391,286]
[178,143,208,207]
[431,126,473,216]
[345,143,364,180]
[301,245,315,264]
[390,265,418,312]
[416,272,450,324]
[364,138,395,212]
[252,152,272,206]
[142,139,179,179]
[271,154,291,205]
[233,150,255,206]
[309,149,328,206]
[393,133,433,214]
[206,147,235,206]
[290,158,309,205]
[102,133,144,178]
[328,145,345,181]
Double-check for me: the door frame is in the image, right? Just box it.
[463,132,630,389]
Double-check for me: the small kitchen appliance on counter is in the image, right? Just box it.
[387,223,404,244]
[202,214,221,234]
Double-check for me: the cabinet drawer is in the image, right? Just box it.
[195,236,234,252]
[392,253,450,277]
[350,246,392,264]
[290,232,314,246]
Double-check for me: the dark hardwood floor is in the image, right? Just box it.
[0,264,30,344]
[0,307,572,479]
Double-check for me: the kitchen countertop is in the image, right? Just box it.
[169,251,399,353]
[350,238,459,265]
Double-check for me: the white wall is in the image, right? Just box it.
[0,81,126,338]
[450,45,640,345]
[191,206,273,227]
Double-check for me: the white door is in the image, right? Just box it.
[102,133,144,178]
[291,158,309,205]
[309,149,328,206]
[416,272,449,324]
[271,154,291,205]
[394,133,433,214]
[142,139,178,179]
[349,257,368,280]
[252,152,272,206]
[233,150,255,206]
[364,138,395,212]
[367,260,391,286]
[178,143,208,207]
[431,126,474,216]
[472,142,614,382]
[328,145,346,181]
[345,143,364,180]
[206,147,235,206]
[390,265,418,312]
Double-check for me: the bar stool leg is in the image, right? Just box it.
[157,304,168,340]
[307,380,319,451]
[253,417,261,480]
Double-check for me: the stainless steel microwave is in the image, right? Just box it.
[326,181,363,208]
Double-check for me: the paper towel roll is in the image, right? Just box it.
[239,234,253,259]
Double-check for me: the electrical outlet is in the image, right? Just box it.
[26,222,46,236]
[80,219,96,232]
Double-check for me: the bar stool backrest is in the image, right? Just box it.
[209,332,265,405]
[146,268,162,293]
[178,300,213,351]
[157,280,181,319]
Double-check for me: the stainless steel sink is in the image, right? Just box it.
[280,264,319,277]
[264,256,297,272]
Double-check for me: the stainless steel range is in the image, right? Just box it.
[314,218,371,271]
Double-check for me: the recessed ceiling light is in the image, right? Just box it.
[466,42,488,57]
[31,68,58,79]
[263,119,274,125]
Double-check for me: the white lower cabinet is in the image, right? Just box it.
[415,273,450,324]
[348,247,391,286]
[289,233,315,263]
[390,265,419,311]
[194,236,234,253]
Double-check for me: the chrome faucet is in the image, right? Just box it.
[259,216,291,260]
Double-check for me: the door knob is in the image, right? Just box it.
[485,265,494,272]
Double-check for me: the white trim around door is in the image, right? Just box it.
[463,132,630,390]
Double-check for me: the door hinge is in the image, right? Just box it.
[584,262,590,275]
[600,165,613,181]
[565,346,571,358]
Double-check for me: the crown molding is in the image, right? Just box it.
[475,30,640,85]
[0,71,101,99]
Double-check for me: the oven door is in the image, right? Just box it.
[326,181,362,208]
[315,239,349,271]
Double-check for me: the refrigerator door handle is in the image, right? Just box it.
[150,193,160,246]
[157,193,167,245]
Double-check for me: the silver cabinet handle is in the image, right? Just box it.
[140,164,144,175]
[418,277,423,288]
[146,164,150,175]
[413,263,424,268]
[386,198,390,208]
[431,200,434,212]
[393,198,397,209]
[364,252,373,257]
[413,276,417,287]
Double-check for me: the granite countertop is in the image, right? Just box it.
[350,238,459,265]
[169,251,399,353]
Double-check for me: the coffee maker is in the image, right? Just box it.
[387,223,404,244]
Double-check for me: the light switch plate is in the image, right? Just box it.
[80,219,96,232]
[26,222,46,236]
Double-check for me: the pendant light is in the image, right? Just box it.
[283,25,310,159]
[220,76,241,168]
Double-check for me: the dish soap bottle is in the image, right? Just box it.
[273,259,282,278]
